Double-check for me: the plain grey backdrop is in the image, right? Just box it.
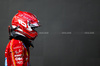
[0,0,100,66]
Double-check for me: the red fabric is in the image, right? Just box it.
[5,39,30,66]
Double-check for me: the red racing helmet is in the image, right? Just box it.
[11,10,40,40]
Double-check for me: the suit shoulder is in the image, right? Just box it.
[10,39,23,47]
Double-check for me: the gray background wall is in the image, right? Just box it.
[0,0,100,66]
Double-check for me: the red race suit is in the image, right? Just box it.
[5,38,30,66]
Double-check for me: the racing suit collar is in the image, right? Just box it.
[11,34,34,48]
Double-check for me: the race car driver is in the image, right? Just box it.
[5,10,40,66]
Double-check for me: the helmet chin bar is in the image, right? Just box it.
[15,32,25,37]
[11,25,37,40]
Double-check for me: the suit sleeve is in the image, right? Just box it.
[10,39,24,66]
